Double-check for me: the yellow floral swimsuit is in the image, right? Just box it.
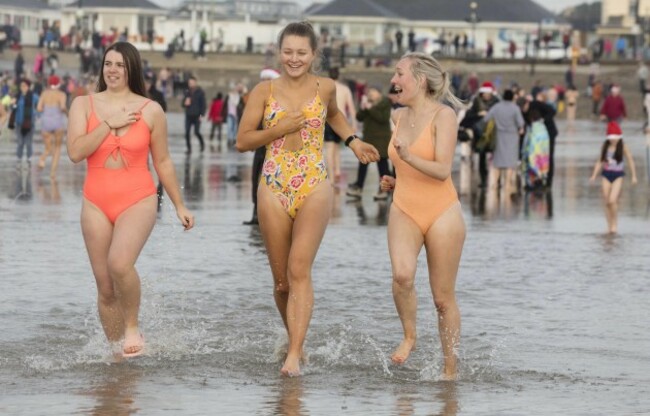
[261,80,328,219]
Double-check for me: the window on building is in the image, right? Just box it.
[138,15,153,35]
[349,24,374,43]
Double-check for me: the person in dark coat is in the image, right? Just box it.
[181,76,206,153]
[347,85,392,200]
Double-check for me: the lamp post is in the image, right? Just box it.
[465,1,481,56]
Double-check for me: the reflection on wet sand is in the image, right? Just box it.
[11,164,32,202]
[395,382,458,416]
[268,378,308,416]
[350,198,389,226]
[78,366,142,416]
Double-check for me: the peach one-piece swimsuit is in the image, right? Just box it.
[388,111,459,234]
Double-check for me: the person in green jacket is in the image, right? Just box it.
[347,85,393,200]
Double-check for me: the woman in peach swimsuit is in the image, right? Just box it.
[67,42,194,359]
[237,22,379,377]
[381,52,466,380]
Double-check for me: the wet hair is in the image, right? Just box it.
[502,89,514,101]
[401,52,464,110]
[277,21,318,51]
[97,42,146,97]
[277,21,320,74]
[600,138,624,163]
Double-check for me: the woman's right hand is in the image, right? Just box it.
[276,111,305,136]
[380,175,396,192]
[106,110,141,130]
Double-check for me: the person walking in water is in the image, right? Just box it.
[380,52,466,380]
[67,42,194,359]
[236,22,379,377]
[589,121,637,234]
[37,74,67,178]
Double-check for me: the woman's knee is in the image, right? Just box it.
[287,258,312,283]
[96,282,117,305]
[433,292,457,314]
[106,256,133,280]
[392,267,416,290]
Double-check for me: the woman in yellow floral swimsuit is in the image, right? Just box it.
[237,22,379,377]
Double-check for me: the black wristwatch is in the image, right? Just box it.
[344,135,360,147]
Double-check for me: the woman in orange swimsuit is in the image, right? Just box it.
[237,22,379,377]
[380,52,466,380]
[67,42,194,359]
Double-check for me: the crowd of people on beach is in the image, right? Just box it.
[1,20,644,379]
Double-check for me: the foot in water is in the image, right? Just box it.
[391,338,416,365]
[281,354,301,377]
[122,330,145,358]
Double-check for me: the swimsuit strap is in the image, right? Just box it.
[137,99,152,112]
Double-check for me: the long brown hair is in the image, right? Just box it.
[97,42,147,97]
[600,139,624,163]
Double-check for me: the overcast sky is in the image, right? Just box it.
[150,0,592,14]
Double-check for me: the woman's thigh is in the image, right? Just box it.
[387,204,424,279]
[257,183,293,285]
[424,204,465,298]
[108,195,158,270]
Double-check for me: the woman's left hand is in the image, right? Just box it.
[176,206,195,230]
[350,140,380,164]
[393,138,411,162]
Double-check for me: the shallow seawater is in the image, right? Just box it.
[1,117,649,415]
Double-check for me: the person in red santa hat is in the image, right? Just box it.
[37,74,68,177]
[589,121,637,234]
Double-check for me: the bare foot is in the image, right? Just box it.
[281,354,301,377]
[122,329,145,358]
[440,372,458,381]
[391,338,416,365]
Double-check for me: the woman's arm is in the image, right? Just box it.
[393,106,457,181]
[324,79,379,163]
[36,93,44,113]
[66,96,110,163]
[149,103,194,229]
[623,144,638,184]
[589,159,602,181]
[66,95,139,163]
[235,81,304,152]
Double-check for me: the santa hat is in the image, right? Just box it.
[48,75,61,87]
[478,81,494,93]
[606,121,622,139]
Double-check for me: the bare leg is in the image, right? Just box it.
[424,203,465,379]
[606,178,623,234]
[257,184,293,330]
[81,200,122,343]
[108,195,158,355]
[39,132,53,168]
[387,204,424,364]
[488,167,500,190]
[324,142,339,185]
[601,178,613,232]
[281,182,333,376]
[49,130,64,178]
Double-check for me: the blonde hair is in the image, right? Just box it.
[401,52,464,111]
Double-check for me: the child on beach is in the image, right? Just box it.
[589,121,637,234]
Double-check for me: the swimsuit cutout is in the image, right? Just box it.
[83,95,157,223]
[41,104,65,132]
[388,109,459,235]
[261,80,328,219]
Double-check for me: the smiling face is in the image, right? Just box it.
[279,35,315,78]
[389,58,421,106]
[102,50,128,89]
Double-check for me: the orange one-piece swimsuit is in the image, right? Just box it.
[83,95,157,224]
